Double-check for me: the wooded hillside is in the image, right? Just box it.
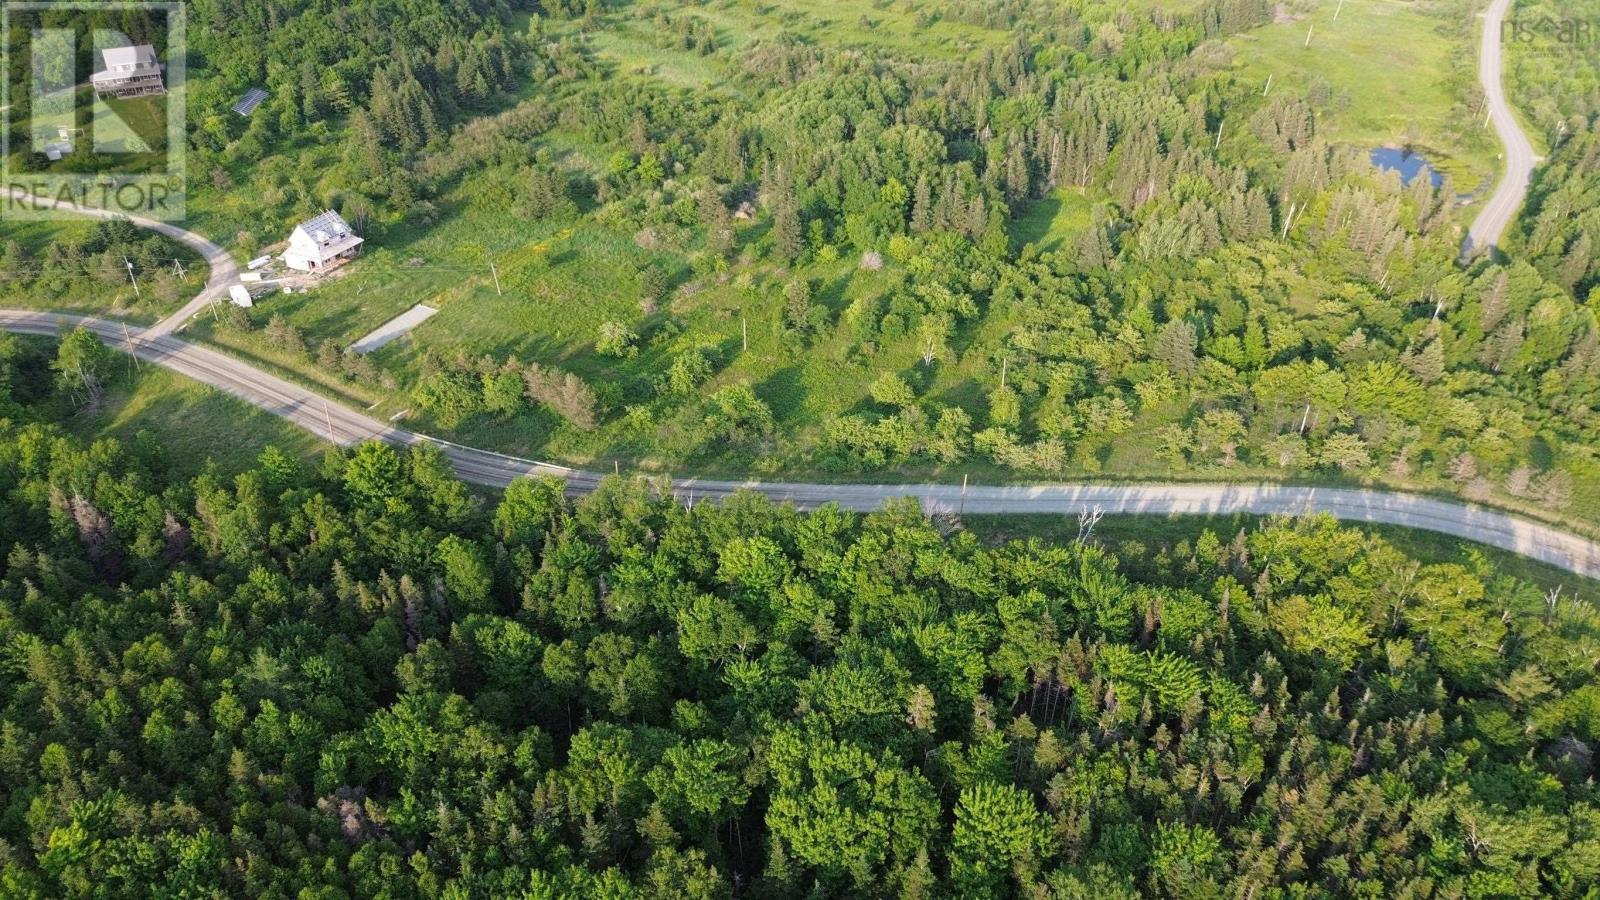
[0,335,1598,896]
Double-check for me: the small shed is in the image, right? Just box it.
[228,285,254,307]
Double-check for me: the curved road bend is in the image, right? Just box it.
[3,309,1599,581]
[0,187,238,337]
[1463,0,1538,258]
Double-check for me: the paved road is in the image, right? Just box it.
[1463,0,1537,258]
[4,309,1599,580]
[0,186,238,337]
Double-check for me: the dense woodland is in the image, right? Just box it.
[1,332,1600,896]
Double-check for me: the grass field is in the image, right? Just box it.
[66,361,327,476]
[1225,0,1497,189]
[575,0,1011,95]
[20,85,170,174]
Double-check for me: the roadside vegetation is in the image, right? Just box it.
[1,332,324,475]
[0,219,204,323]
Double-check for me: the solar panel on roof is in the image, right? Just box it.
[231,88,269,117]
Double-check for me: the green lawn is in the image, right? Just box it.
[1226,0,1497,189]
[19,84,171,174]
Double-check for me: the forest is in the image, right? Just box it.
[1,331,1599,897]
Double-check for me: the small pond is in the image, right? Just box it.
[1370,146,1444,188]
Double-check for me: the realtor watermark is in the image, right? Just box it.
[1503,16,1600,48]
[1,1,186,221]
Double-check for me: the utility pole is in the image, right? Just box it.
[1214,117,1224,150]
[490,261,502,296]
[1000,356,1009,389]
[960,473,968,515]
[1262,74,1273,96]
[323,398,336,444]
[1299,402,1312,434]
[742,315,748,352]
[121,323,139,371]
[1333,0,1344,21]
[1304,24,1314,48]
[122,257,140,298]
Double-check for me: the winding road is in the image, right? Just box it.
[1,7,1589,579]
[1462,0,1537,258]
[1,310,1598,580]
[0,186,237,336]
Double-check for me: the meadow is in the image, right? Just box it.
[1224,0,1499,188]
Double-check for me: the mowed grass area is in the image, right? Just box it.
[68,363,328,476]
[21,85,171,174]
[1226,0,1496,189]
[966,513,1600,596]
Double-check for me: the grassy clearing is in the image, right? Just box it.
[1225,0,1496,189]
[965,512,1600,596]
[67,363,328,476]
[698,0,1008,60]
[1009,187,1098,253]
[586,23,727,90]
[575,0,1011,93]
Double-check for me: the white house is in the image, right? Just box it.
[90,45,165,99]
[282,210,364,273]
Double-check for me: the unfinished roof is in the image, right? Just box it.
[288,210,364,260]
[296,210,356,242]
[232,88,269,117]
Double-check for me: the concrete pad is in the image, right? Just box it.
[351,304,438,354]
